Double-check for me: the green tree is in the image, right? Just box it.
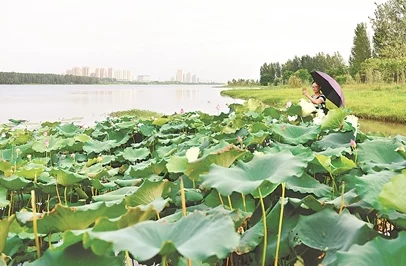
[349,23,372,76]
[370,0,406,58]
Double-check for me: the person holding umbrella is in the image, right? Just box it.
[302,81,328,114]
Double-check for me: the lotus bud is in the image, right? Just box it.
[350,139,356,149]
[97,156,103,163]
[237,135,242,143]
[71,153,76,158]
[15,148,21,155]
[27,154,32,161]
[44,140,49,148]
[395,146,405,152]
[285,101,292,108]
[1,133,5,138]
[43,131,48,137]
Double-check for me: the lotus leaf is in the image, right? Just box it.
[289,208,378,265]
[336,231,406,266]
[85,212,239,262]
[271,124,320,145]
[122,147,150,162]
[379,172,406,213]
[201,150,306,196]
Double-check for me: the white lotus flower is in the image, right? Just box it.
[288,115,298,122]
[186,147,200,163]
[345,115,359,137]
[298,99,316,117]
[313,116,322,125]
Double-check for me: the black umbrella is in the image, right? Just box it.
[311,71,345,108]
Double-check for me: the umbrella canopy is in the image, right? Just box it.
[311,71,345,108]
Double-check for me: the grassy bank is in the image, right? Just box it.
[110,109,162,118]
[221,83,406,123]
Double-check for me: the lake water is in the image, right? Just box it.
[0,84,243,125]
[1,84,405,136]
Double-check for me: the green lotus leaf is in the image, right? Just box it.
[125,179,171,208]
[152,117,170,126]
[83,140,116,154]
[312,131,354,150]
[320,108,348,131]
[286,172,331,197]
[289,208,378,266]
[50,168,88,186]
[185,144,247,181]
[73,134,92,143]
[17,201,126,234]
[115,120,136,129]
[286,104,302,116]
[355,170,397,210]
[330,156,356,175]
[138,124,156,136]
[114,179,143,187]
[0,215,15,254]
[289,195,329,212]
[56,123,81,137]
[85,212,239,262]
[316,146,350,157]
[32,136,66,153]
[15,163,45,179]
[108,130,131,148]
[92,205,158,232]
[245,130,268,146]
[154,144,177,159]
[90,179,117,190]
[0,175,31,191]
[0,187,9,208]
[201,150,306,196]
[236,220,264,255]
[166,156,188,173]
[93,187,139,202]
[122,147,150,162]
[336,231,406,266]
[262,106,281,119]
[0,161,13,177]
[126,160,153,178]
[357,139,406,171]
[379,172,406,213]
[24,242,124,266]
[271,124,320,145]
[11,132,31,145]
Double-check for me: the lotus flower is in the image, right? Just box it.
[288,115,297,122]
[186,147,200,163]
[43,131,48,137]
[44,140,49,148]
[285,101,292,108]
[350,139,356,149]
[180,108,185,114]
[298,99,316,117]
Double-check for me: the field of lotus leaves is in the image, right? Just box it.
[1,99,406,266]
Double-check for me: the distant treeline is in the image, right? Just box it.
[0,72,104,84]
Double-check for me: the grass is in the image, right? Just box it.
[110,109,162,119]
[221,83,406,123]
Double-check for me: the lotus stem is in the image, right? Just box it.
[241,193,247,212]
[64,186,68,206]
[55,184,61,205]
[339,181,345,214]
[47,194,50,214]
[48,233,53,249]
[8,191,14,217]
[180,177,187,216]
[125,251,132,266]
[192,180,196,189]
[274,183,286,266]
[227,195,233,210]
[34,173,37,183]
[161,255,167,266]
[258,188,267,266]
[218,192,225,207]
[31,190,41,258]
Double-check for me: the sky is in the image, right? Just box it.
[1,0,387,82]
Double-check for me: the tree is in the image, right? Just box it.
[349,23,372,76]
[370,0,406,58]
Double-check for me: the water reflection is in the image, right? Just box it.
[0,85,243,124]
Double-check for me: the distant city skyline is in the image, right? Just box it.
[65,66,133,81]
[1,0,386,83]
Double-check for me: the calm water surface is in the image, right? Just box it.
[1,84,405,135]
[0,84,243,125]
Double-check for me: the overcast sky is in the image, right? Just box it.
[1,0,386,82]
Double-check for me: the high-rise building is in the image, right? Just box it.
[72,67,82,76]
[82,67,90,77]
[186,72,191,83]
[183,74,186,83]
[100,68,106,79]
[108,68,114,79]
[192,74,197,83]
[95,68,100,78]
[176,70,183,82]
[127,70,132,81]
